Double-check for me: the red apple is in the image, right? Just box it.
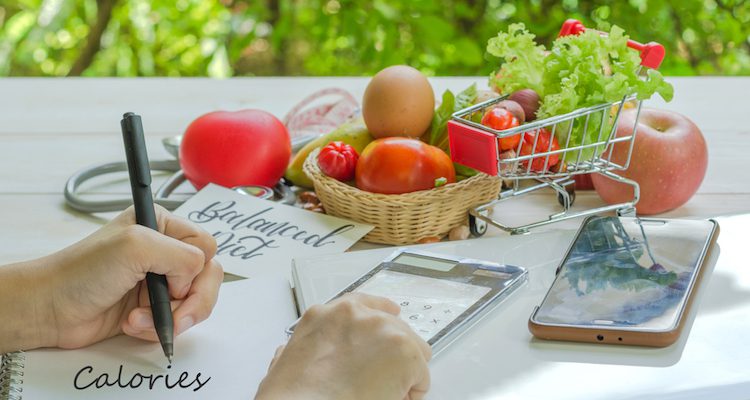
[574,174,595,190]
[591,108,707,215]
[180,110,291,190]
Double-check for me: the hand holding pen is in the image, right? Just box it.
[120,112,223,363]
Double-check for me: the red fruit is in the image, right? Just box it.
[591,108,707,215]
[481,107,521,151]
[355,138,456,194]
[180,110,291,190]
[317,141,359,181]
[519,128,560,172]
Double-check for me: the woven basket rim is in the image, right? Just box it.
[303,148,499,203]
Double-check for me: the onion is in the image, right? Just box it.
[493,100,525,123]
[509,89,540,121]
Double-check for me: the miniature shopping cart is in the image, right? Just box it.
[447,19,665,236]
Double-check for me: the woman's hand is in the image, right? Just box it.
[256,293,432,400]
[0,205,223,353]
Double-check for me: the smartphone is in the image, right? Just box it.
[529,216,719,347]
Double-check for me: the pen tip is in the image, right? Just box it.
[168,355,173,365]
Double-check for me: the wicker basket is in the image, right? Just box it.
[303,148,502,245]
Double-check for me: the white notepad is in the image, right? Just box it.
[172,184,373,279]
[16,277,296,399]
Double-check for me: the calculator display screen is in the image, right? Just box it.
[354,270,491,341]
[393,253,457,272]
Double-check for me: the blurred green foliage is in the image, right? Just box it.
[1,0,749,77]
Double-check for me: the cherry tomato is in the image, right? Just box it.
[481,107,521,151]
[355,138,456,194]
[317,141,359,181]
[519,128,561,172]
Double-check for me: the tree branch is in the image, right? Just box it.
[67,0,118,76]
[268,0,286,75]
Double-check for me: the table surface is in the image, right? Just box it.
[0,77,748,263]
[1,77,749,399]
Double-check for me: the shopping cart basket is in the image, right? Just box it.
[447,19,665,235]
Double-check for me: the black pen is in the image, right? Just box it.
[121,112,174,364]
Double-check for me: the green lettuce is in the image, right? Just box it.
[487,23,674,160]
[487,23,547,96]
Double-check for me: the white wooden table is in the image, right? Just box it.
[0,77,748,264]
[1,78,749,399]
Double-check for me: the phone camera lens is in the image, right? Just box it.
[596,334,604,341]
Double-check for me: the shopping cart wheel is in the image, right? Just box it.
[469,214,487,237]
[557,186,576,208]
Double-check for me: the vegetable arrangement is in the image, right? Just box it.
[285,21,677,205]
[293,65,470,195]
[487,23,674,160]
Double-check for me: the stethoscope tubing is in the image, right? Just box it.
[64,134,315,214]
[64,159,185,212]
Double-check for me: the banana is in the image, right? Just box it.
[285,117,373,188]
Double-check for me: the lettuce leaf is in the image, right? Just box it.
[487,23,547,96]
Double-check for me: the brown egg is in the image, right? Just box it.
[362,65,435,138]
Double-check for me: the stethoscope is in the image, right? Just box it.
[64,135,312,213]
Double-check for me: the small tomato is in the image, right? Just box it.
[317,141,359,181]
[481,107,521,151]
[519,128,561,172]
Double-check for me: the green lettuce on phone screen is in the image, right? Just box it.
[487,23,674,160]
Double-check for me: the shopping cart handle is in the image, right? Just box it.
[558,18,664,69]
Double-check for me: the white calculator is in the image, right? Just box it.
[287,249,527,355]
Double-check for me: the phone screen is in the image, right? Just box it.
[534,217,716,331]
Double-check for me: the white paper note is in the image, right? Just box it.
[172,184,373,279]
[21,277,297,399]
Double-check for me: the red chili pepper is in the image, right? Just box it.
[317,141,359,181]
[481,107,521,151]
[519,128,560,172]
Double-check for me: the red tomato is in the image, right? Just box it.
[481,107,521,151]
[180,110,291,190]
[317,141,359,181]
[519,128,560,172]
[355,138,456,194]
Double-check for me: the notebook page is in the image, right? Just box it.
[21,277,296,399]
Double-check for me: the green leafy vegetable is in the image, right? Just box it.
[487,23,674,160]
[429,90,456,148]
[427,83,480,180]
[428,83,477,151]
[487,23,547,96]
